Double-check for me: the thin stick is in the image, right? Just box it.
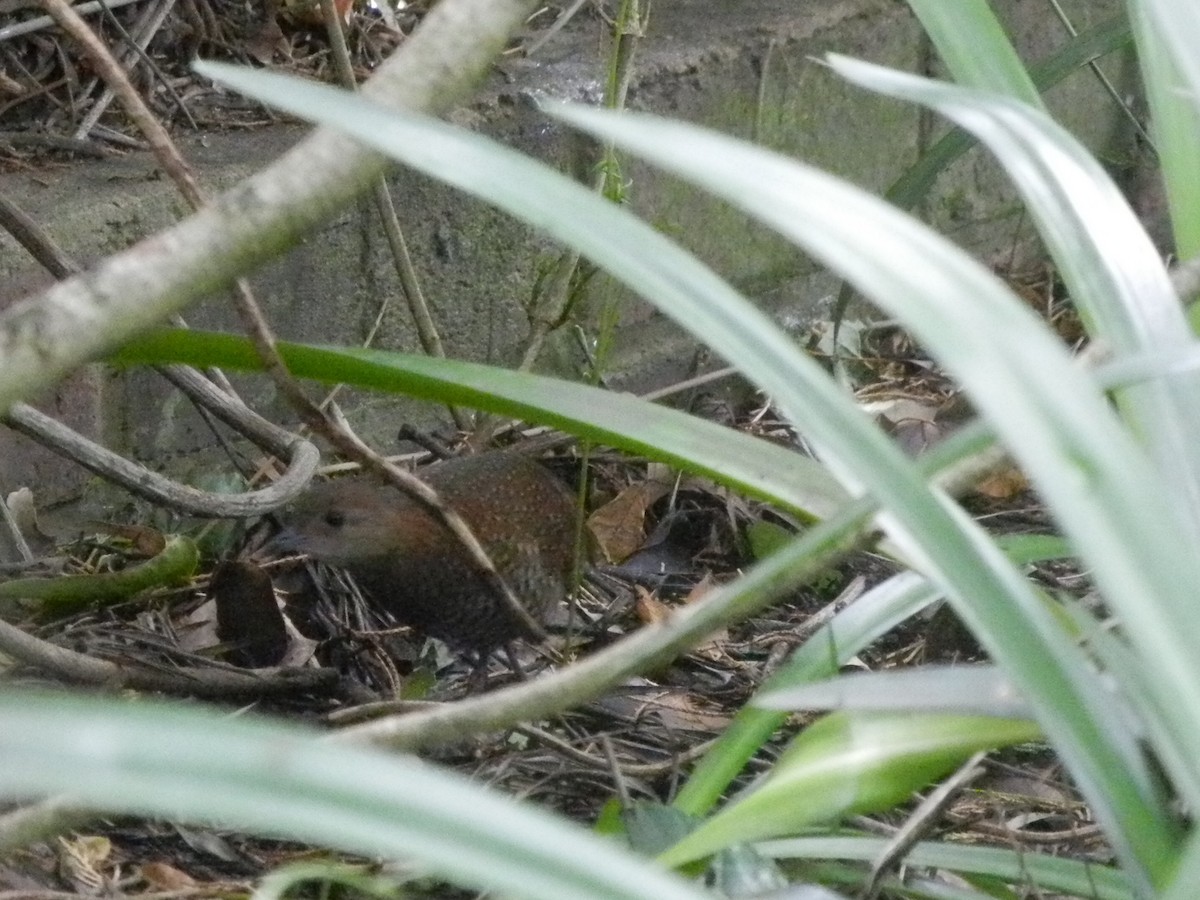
[0,615,338,696]
[320,0,467,430]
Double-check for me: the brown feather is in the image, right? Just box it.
[272,452,577,652]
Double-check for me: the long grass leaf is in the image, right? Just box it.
[904,0,1043,108]
[0,693,708,900]
[113,330,847,520]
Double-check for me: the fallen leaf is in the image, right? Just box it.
[593,686,732,734]
[634,586,672,625]
[588,480,669,563]
[211,560,289,668]
[975,467,1029,500]
[140,861,196,890]
[87,521,166,558]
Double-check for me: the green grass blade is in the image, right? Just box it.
[1131,2,1200,258]
[886,12,1131,211]
[675,438,1073,819]
[758,836,1133,900]
[757,666,1031,719]
[1163,830,1200,900]
[673,572,940,818]
[658,712,1041,867]
[904,0,1044,108]
[113,329,847,521]
[0,693,708,900]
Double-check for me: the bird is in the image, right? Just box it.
[269,451,578,661]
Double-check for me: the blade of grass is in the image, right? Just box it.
[0,693,708,900]
[113,329,847,521]
[658,712,1041,867]
[673,571,940,818]
[903,0,1044,108]
[1131,3,1200,258]
[674,521,1073,818]
[756,666,1031,718]
[758,836,1133,900]
[885,12,1131,211]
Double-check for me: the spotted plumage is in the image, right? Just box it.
[271,452,576,653]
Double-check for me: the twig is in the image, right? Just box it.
[469,0,643,450]
[2,0,544,414]
[74,0,194,139]
[320,0,467,430]
[38,0,205,208]
[4,402,318,518]
[860,751,987,900]
[0,131,115,157]
[33,0,300,496]
[515,0,644,374]
[0,189,320,516]
[0,492,34,563]
[0,616,338,696]
[600,735,632,806]
[515,723,715,778]
[1045,0,1155,153]
[87,123,147,148]
[964,818,1104,844]
[324,698,442,725]
[156,364,301,458]
[521,0,588,57]
[0,0,146,41]
[0,192,76,278]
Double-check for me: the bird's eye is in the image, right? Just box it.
[323,510,346,528]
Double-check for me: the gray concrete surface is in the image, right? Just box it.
[0,0,1140,517]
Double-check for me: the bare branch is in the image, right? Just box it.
[0,0,542,413]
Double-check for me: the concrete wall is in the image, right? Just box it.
[0,0,1139,513]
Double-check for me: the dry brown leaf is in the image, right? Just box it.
[975,467,1030,500]
[681,574,716,605]
[593,687,732,733]
[211,560,289,668]
[634,585,672,626]
[588,481,669,563]
[178,597,319,669]
[140,861,197,890]
[87,521,167,558]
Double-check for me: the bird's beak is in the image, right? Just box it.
[262,528,305,557]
